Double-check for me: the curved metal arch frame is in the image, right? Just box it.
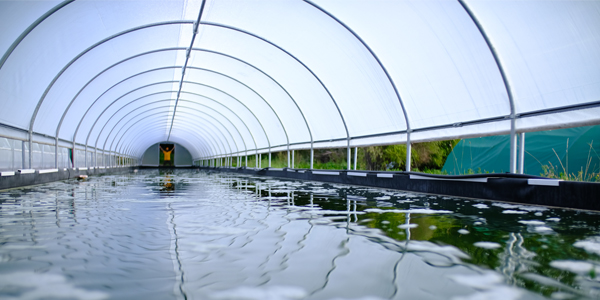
[130,138,204,160]
[76,80,261,168]
[125,127,207,159]
[457,0,517,173]
[125,125,209,159]
[80,90,250,157]
[84,90,256,160]
[107,98,249,157]
[61,47,311,159]
[65,54,294,166]
[123,123,216,163]
[27,20,196,167]
[104,110,218,161]
[112,108,237,161]
[29,20,340,170]
[43,26,334,169]
[302,0,413,170]
[84,80,264,162]
[61,47,185,141]
[58,49,312,169]
[119,123,210,162]
[85,80,271,158]
[105,106,234,159]
[111,118,215,167]
[0,0,74,70]
[113,112,211,163]
[115,124,207,167]
[129,136,203,164]
[199,22,351,168]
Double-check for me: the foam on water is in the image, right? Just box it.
[518,220,546,226]
[502,210,528,214]
[474,242,502,249]
[450,273,523,300]
[0,272,109,300]
[458,229,470,234]
[364,208,453,214]
[550,260,600,274]
[473,203,489,209]
[574,237,600,256]
[398,223,419,229]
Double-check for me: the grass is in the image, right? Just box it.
[540,140,600,182]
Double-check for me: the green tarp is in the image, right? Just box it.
[443,125,600,178]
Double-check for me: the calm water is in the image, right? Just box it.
[1,169,600,300]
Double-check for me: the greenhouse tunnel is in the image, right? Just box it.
[0,0,599,208]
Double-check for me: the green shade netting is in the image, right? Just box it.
[443,125,600,177]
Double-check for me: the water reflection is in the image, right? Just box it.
[0,169,599,299]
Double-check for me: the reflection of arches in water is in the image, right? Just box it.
[498,232,536,284]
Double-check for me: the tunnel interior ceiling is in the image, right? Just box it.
[0,0,599,163]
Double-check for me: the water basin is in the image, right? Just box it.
[1,169,599,300]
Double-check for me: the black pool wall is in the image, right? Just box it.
[0,167,137,190]
[207,167,600,212]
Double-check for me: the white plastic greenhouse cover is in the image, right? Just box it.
[0,0,599,171]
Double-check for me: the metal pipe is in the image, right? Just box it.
[347,145,351,170]
[519,132,525,174]
[354,147,357,170]
[510,119,517,173]
[310,147,314,170]
[406,132,412,172]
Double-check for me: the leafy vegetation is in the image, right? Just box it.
[227,140,459,173]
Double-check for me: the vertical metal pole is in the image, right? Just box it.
[72,141,76,169]
[85,145,88,168]
[10,139,14,170]
[347,144,351,170]
[40,143,44,168]
[259,153,262,169]
[310,146,314,169]
[354,147,357,170]
[269,152,271,168]
[287,150,290,168]
[509,118,517,173]
[255,154,258,168]
[55,137,58,169]
[22,140,26,169]
[28,133,32,169]
[406,131,412,172]
[292,150,295,168]
[519,132,525,174]
[245,154,248,167]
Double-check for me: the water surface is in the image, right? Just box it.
[1,169,599,299]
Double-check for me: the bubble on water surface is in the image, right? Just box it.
[398,223,418,229]
[364,208,453,214]
[474,242,502,249]
[518,220,546,226]
[458,229,470,235]
[473,203,489,209]
[502,210,528,214]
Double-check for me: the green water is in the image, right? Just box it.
[0,169,599,299]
